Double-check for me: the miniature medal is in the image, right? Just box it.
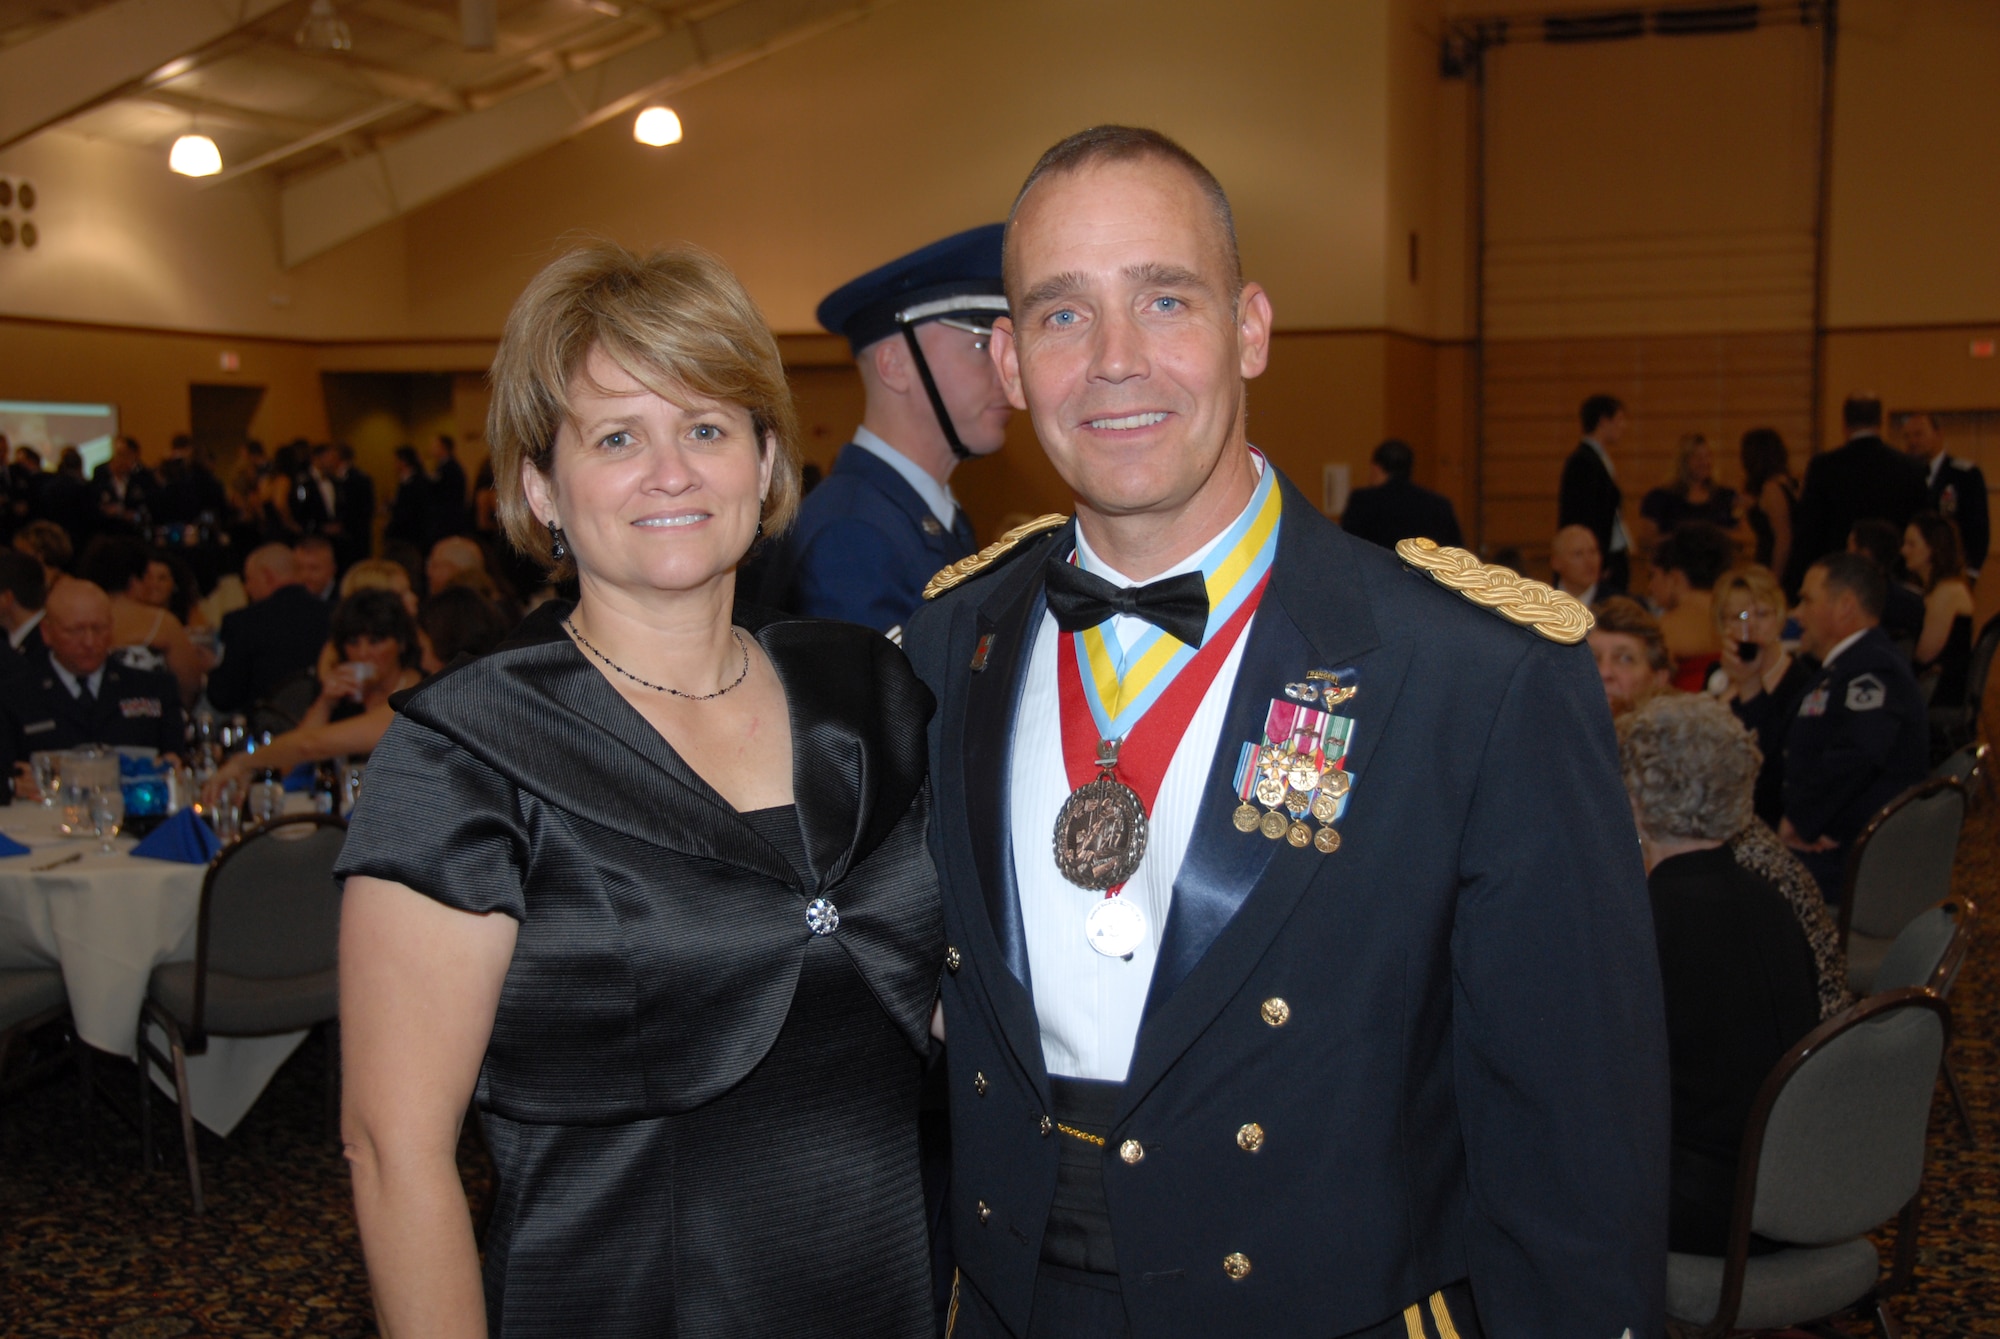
[1053,739,1149,890]
[1085,896,1148,958]
[1231,672,1359,854]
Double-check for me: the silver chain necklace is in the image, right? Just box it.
[565,619,751,701]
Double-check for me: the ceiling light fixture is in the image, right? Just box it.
[634,106,682,147]
[296,0,354,52]
[170,133,223,177]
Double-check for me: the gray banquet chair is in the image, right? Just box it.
[1870,896,1978,1140]
[138,815,346,1214]
[1930,740,1988,806]
[1666,990,1949,1338]
[0,967,69,1097]
[1839,778,1969,994]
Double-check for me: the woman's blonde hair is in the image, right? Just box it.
[487,241,802,580]
[1710,564,1785,639]
[340,557,413,598]
[1673,432,1711,495]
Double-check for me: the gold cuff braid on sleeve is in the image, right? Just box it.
[1395,537,1594,645]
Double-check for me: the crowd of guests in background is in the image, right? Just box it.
[0,426,529,796]
[1338,388,1987,1263]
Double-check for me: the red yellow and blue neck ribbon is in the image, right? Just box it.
[1071,454,1280,741]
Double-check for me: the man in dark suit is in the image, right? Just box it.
[1846,520,1926,653]
[1902,410,1988,581]
[760,225,1013,636]
[88,436,158,534]
[2,579,185,760]
[0,549,47,675]
[205,543,331,713]
[333,443,377,569]
[151,434,230,529]
[905,126,1665,1339]
[290,441,341,539]
[1781,552,1928,900]
[1784,395,1929,592]
[1336,439,1461,551]
[426,435,471,546]
[1558,394,1633,593]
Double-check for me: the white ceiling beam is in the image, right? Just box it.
[0,0,293,151]
[281,0,898,266]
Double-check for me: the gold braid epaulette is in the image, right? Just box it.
[1395,537,1594,645]
[923,513,1069,600]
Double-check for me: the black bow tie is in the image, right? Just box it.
[1043,556,1210,647]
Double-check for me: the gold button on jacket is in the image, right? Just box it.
[1119,1138,1145,1164]
[1261,997,1291,1027]
[1222,1252,1252,1280]
[1236,1122,1265,1152]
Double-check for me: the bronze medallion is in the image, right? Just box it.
[1254,774,1287,808]
[1285,787,1311,812]
[1314,826,1341,854]
[1259,810,1289,840]
[1286,760,1321,792]
[1052,777,1148,890]
[1310,791,1339,825]
[1286,820,1311,848]
[1232,802,1262,833]
[1322,769,1352,798]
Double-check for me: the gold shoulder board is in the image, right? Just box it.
[924,513,1069,600]
[1395,537,1594,645]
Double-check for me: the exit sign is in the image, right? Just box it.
[1973,338,1996,359]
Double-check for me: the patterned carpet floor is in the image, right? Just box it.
[2,793,1996,1335]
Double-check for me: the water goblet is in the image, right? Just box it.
[30,751,62,808]
[90,787,124,853]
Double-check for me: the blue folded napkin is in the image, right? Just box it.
[283,763,316,793]
[0,831,29,858]
[130,808,222,865]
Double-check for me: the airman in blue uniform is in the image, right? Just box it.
[760,225,1013,636]
[1780,552,1928,899]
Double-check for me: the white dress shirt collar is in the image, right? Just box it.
[11,607,44,649]
[49,656,106,700]
[851,426,958,529]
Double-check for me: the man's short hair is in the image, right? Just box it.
[1847,518,1900,572]
[1005,125,1241,299]
[1580,395,1624,434]
[295,534,336,559]
[1651,522,1735,591]
[1370,439,1415,481]
[0,549,47,611]
[1590,595,1671,672]
[13,520,71,571]
[1812,550,1887,619]
[1842,394,1884,432]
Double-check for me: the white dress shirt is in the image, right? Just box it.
[10,608,44,650]
[850,426,960,531]
[1583,436,1632,555]
[49,657,106,700]
[1821,627,1869,669]
[1009,488,1262,1082]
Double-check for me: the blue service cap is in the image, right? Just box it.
[816,223,1008,354]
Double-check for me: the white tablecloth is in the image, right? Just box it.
[0,806,307,1135]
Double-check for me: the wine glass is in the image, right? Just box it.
[90,787,124,853]
[30,751,62,808]
[248,776,285,825]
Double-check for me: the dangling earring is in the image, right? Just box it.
[754,519,765,543]
[548,520,567,560]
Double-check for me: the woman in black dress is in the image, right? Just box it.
[1712,564,1813,826]
[1904,510,1976,709]
[1617,694,1836,1256]
[337,243,944,1338]
[1738,427,1797,578]
[1638,432,1741,555]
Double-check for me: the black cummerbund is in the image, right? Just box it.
[1043,1075,1124,1277]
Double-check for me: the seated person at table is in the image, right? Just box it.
[3,580,186,789]
[1647,522,1736,689]
[0,549,47,674]
[206,543,332,713]
[1713,564,1815,827]
[415,586,510,674]
[295,534,340,604]
[13,520,72,596]
[1782,553,1929,900]
[340,557,419,616]
[1551,523,1610,604]
[78,535,208,705]
[1903,511,1977,709]
[201,590,423,806]
[1846,519,1926,653]
[1590,595,1674,716]
[1618,692,1825,1256]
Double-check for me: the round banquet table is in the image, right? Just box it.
[0,804,308,1136]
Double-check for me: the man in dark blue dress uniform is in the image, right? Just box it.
[1780,552,1928,900]
[905,126,1665,1339]
[762,226,1014,636]
[1903,410,1989,581]
[2,579,185,772]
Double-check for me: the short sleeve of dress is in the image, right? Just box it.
[334,713,529,920]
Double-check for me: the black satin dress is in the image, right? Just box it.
[335,611,944,1338]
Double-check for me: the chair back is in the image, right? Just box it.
[1870,897,1976,998]
[1841,778,1967,945]
[1962,612,2000,725]
[1931,740,1987,794]
[1743,991,1946,1247]
[191,816,347,1031]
